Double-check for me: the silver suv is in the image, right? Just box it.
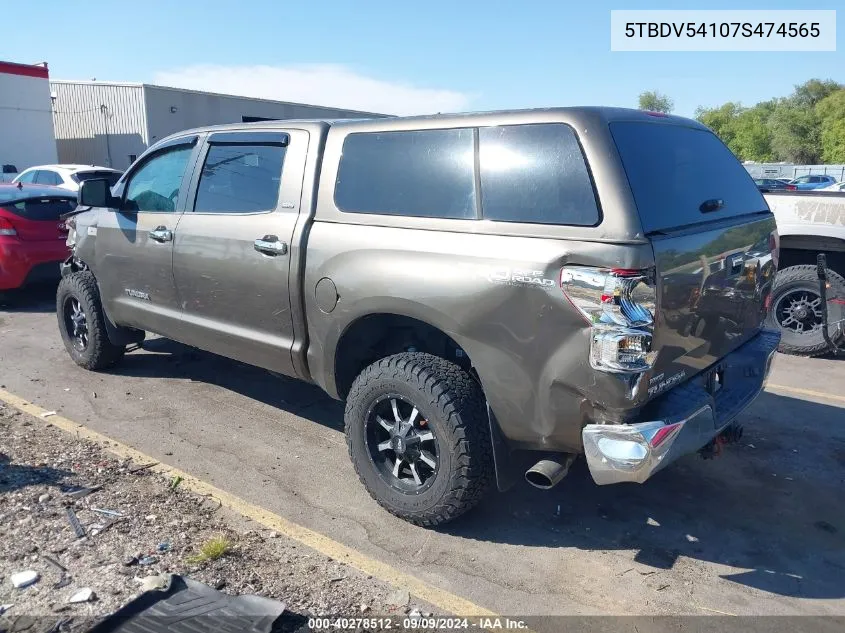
[57,108,780,526]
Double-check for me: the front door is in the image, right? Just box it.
[171,129,309,375]
[94,136,201,336]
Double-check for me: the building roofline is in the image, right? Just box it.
[1,60,49,79]
[49,79,385,116]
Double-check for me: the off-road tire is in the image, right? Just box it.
[56,271,126,370]
[767,264,845,357]
[345,352,494,527]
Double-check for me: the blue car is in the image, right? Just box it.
[788,174,837,190]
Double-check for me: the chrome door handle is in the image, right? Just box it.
[254,235,288,256]
[150,226,173,243]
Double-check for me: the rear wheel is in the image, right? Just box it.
[767,264,845,357]
[345,352,494,527]
[57,271,126,370]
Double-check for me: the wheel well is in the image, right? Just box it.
[779,236,845,277]
[334,314,473,399]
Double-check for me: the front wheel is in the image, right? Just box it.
[345,353,494,527]
[766,264,845,357]
[57,271,126,370]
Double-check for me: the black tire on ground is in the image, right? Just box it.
[345,352,494,527]
[766,264,845,357]
[56,271,126,370]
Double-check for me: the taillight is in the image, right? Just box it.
[769,229,780,270]
[786,185,797,190]
[0,215,17,236]
[560,266,658,373]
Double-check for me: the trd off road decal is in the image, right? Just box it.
[648,370,687,397]
[486,268,557,288]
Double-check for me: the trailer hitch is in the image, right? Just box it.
[816,254,845,356]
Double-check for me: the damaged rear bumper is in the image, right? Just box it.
[582,328,780,485]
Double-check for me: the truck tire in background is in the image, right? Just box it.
[344,352,494,527]
[56,271,127,370]
[767,264,845,357]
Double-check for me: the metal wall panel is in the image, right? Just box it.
[143,85,386,145]
[50,82,148,170]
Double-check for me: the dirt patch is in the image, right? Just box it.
[0,403,436,631]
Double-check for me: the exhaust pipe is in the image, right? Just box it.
[525,454,575,490]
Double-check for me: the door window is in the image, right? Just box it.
[124,146,193,212]
[193,144,286,213]
[16,170,37,184]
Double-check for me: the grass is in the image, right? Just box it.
[186,535,234,564]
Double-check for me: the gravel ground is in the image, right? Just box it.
[0,402,436,632]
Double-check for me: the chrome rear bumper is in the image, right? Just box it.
[582,329,780,485]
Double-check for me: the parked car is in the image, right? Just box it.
[57,108,780,526]
[775,178,793,184]
[764,189,845,356]
[818,181,845,192]
[13,164,122,192]
[754,178,792,191]
[788,174,837,190]
[0,184,76,291]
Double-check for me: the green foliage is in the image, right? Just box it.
[186,535,233,564]
[695,79,845,164]
[638,90,673,114]
[816,91,845,163]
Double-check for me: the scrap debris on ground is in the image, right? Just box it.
[0,402,436,631]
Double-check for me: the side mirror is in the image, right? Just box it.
[79,178,119,209]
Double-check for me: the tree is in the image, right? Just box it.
[789,79,841,108]
[695,102,741,148]
[731,102,776,162]
[638,91,673,114]
[769,102,821,164]
[815,90,845,163]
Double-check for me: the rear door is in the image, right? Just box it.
[610,121,778,378]
[94,135,202,336]
[171,129,309,375]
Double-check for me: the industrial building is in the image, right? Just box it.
[0,61,58,178]
[50,81,386,170]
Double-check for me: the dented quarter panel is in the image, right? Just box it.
[304,222,655,452]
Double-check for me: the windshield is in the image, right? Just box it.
[610,122,767,233]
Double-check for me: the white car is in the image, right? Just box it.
[818,181,845,192]
[13,164,122,192]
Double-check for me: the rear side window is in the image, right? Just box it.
[193,144,285,213]
[611,122,766,233]
[335,128,476,219]
[479,124,599,226]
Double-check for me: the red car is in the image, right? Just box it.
[0,183,77,291]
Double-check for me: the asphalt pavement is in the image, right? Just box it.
[1,284,844,619]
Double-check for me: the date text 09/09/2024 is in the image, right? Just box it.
[625,22,821,39]
[307,617,529,630]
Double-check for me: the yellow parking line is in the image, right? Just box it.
[0,388,498,619]
[766,383,845,405]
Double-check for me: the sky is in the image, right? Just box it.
[2,0,842,117]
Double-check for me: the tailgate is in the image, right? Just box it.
[651,216,777,376]
[609,120,778,383]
